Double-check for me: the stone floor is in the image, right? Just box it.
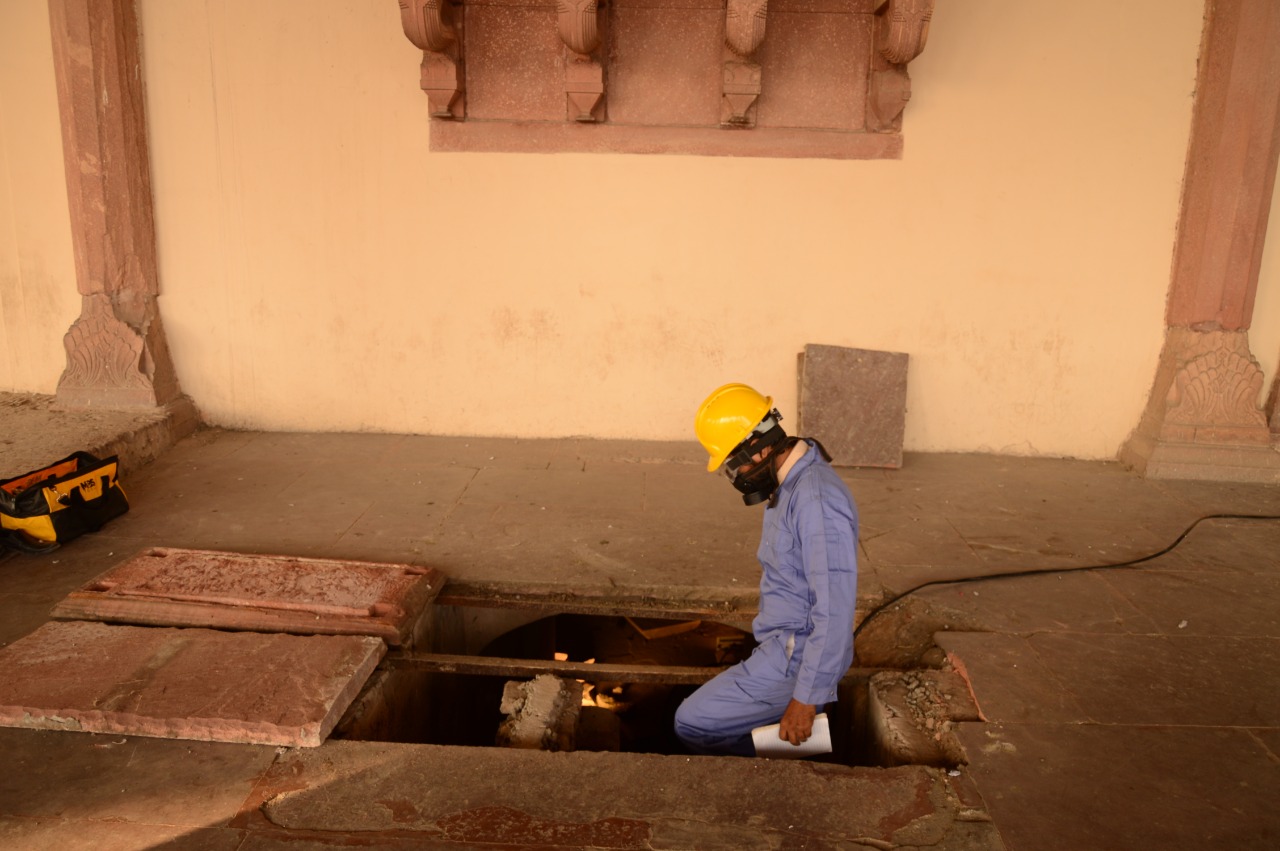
[1,399,1278,850]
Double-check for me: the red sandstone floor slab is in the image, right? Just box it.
[0,621,384,747]
[0,728,275,826]
[51,547,443,645]
[953,722,1279,851]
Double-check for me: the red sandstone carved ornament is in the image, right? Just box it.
[725,0,769,57]
[558,0,605,121]
[557,0,600,56]
[60,295,152,400]
[1165,334,1268,430]
[877,0,933,64]
[868,0,934,133]
[722,0,769,126]
[393,0,932,157]
[398,0,464,119]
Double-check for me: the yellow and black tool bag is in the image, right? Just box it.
[0,452,129,554]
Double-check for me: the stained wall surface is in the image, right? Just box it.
[3,0,1277,459]
[0,0,80,394]
[1253,175,1280,406]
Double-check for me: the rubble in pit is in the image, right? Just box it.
[496,674,582,751]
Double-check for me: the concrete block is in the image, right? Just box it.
[497,674,581,751]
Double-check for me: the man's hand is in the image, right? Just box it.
[778,698,817,745]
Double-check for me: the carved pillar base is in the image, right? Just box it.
[1119,328,1280,482]
[56,293,181,409]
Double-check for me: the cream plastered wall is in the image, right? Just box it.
[1252,174,1280,412]
[125,0,1259,456]
[0,0,80,394]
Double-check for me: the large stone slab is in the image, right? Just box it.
[51,547,443,646]
[0,621,384,747]
[243,740,1005,849]
[798,343,908,468]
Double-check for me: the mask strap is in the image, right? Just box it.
[724,421,787,473]
[807,437,834,463]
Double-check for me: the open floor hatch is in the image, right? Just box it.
[0,548,978,767]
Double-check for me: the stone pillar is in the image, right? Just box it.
[1272,378,1280,434]
[47,0,181,409]
[1120,0,1280,482]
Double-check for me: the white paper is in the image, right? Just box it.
[751,712,832,758]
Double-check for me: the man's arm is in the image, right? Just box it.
[788,479,858,738]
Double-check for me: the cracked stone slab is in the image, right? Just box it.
[0,621,384,746]
[51,547,443,646]
[243,740,1006,849]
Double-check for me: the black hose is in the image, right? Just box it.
[853,513,1280,639]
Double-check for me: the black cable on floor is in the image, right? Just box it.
[853,513,1280,639]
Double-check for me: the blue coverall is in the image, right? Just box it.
[674,440,859,755]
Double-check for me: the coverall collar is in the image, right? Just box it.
[771,439,822,503]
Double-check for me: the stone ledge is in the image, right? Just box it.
[1120,434,1280,484]
[0,393,200,480]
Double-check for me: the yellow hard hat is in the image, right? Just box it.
[694,383,774,472]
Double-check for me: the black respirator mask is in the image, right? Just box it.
[721,412,796,506]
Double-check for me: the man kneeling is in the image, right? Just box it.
[675,383,859,756]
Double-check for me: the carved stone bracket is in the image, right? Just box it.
[558,0,605,122]
[399,0,464,119]
[395,0,935,158]
[868,0,934,133]
[722,0,768,126]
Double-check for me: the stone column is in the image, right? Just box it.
[47,0,181,408]
[1272,378,1280,434]
[1120,0,1280,482]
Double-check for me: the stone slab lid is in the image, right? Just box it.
[798,343,909,468]
[0,621,384,747]
[51,547,443,646]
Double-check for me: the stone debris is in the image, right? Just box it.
[496,674,581,751]
[868,668,980,768]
